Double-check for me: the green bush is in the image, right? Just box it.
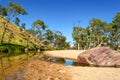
[0,43,25,52]
[0,46,8,52]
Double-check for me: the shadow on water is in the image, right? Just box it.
[0,51,42,80]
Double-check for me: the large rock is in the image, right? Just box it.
[77,47,120,66]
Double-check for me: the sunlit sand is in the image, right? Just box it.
[44,50,85,61]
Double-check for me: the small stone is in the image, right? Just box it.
[55,78,60,80]
[58,70,66,74]
[47,76,52,80]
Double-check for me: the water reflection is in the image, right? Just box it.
[41,56,89,66]
[0,52,41,80]
[41,56,65,64]
[65,59,73,65]
[0,52,85,80]
[41,56,75,66]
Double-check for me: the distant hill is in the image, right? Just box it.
[0,15,41,49]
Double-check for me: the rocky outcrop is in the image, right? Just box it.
[77,47,120,66]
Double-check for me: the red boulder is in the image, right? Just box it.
[77,47,120,66]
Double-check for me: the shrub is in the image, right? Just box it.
[0,43,25,52]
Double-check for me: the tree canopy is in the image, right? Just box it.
[72,12,120,50]
[0,1,119,50]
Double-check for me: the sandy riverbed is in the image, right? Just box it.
[23,60,120,80]
[44,50,85,61]
[23,50,120,80]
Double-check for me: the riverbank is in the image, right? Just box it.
[0,43,25,52]
[23,59,120,80]
[44,50,85,61]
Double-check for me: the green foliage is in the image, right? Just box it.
[0,15,41,50]
[45,29,54,43]
[27,29,37,36]
[112,12,120,28]
[0,43,24,52]
[21,23,26,29]
[111,12,120,50]
[45,30,70,49]
[89,18,107,47]
[7,2,27,18]
[32,19,46,30]
[2,2,119,51]
[0,4,7,16]
[14,17,20,26]
[72,12,120,50]
[0,2,70,51]
[72,26,90,49]
[31,19,47,42]
[0,2,27,44]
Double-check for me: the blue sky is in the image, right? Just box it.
[0,0,120,44]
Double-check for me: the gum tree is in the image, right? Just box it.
[111,12,120,49]
[0,2,27,43]
[89,18,107,47]
[32,19,47,40]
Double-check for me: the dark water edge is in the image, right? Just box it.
[40,56,120,68]
[40,56,89,66]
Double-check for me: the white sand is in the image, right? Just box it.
[44,50,85,61]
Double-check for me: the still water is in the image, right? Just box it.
[0,52,79,80]
[0,52,42,80]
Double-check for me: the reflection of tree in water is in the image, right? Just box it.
[0,53,27,79]
[43,56,65,64]
[25,52,30,63]
[6,53,12,68]
[0,53,12,79]
[0,52,42,80]
[0,54,15,80]
[0,58,6,80]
